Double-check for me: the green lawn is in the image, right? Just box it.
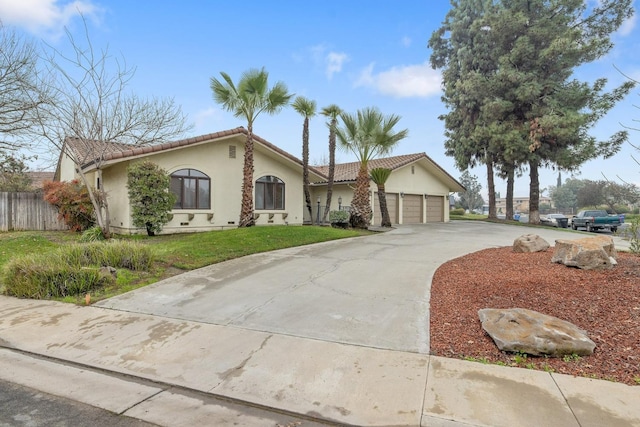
[0,226,369,303]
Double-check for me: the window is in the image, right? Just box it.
[170,169,211,209]
[255,176,285,210]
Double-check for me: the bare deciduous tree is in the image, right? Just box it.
[0,23,52,147]
[34,20,191,237]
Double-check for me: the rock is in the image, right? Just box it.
[99,266,117,279]
[551,235,617,270]
[513,234,550,253]
[478,308,596,357]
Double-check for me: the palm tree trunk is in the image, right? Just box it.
[322,122,337,223]
[377,183,391,227]
[239,124,256,227]
[350,164,372,229]
[302,117,313,222]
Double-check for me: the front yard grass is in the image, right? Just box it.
[0,226,369,304]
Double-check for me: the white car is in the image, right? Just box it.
[540,214,569,228]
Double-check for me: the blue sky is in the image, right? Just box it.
[2,0,639,198]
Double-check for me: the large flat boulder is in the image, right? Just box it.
[478,308,596,357]
[551,235,617,270]
[513,234,550,253]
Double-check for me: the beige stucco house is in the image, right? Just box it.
[55,127,464,234]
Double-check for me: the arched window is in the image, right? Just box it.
[170,169,210,209]
[255,176,285,210]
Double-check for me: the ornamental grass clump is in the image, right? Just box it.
[3,255,111,298]
[2,241,154,299]
[57,241,154,271]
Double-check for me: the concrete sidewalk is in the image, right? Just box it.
[1,298,639,426]
[0,222,638,426]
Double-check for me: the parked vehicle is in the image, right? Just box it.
[540,213,569,228]
[571,210,620,232]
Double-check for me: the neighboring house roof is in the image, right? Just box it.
[313,153,465,192]
[27,171,55,189]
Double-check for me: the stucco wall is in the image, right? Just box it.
[102,136,307,234]
[310,161,453,225]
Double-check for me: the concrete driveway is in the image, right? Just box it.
[97,221,628,354]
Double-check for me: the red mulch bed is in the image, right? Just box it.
[430,246,640,385]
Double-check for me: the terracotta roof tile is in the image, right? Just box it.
[67,127,327,178]
[64,130,461,190]
[314,153,426,182]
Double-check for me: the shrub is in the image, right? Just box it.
[329,210,349,223]
[450,208,465,215]
[43,180,98,232]
[80,226,106,242]
[127,161,176,236]
[628,218,640,255]
[2,241,154,299]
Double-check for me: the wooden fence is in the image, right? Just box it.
[0,192,68,232]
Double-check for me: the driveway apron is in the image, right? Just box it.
[96,222,627,354]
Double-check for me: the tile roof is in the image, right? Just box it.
[26,171,55,189]
[313,153,450,183]
[68,127,325,177]
[65,136,135,165]
[62,129,463,191]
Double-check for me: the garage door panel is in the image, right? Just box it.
[374,192,398,225]
[426,196,444,222]
[402,194,423,224]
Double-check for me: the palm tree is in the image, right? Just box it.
[336,107,408,229]
[292,96,317,223]
[210,68,293,227]
[321,104,342,224]
[370,167,392,227]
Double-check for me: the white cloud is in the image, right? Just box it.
[308,44,349,79]
[355,61,442,98]
[326,51,348,79]
[401,36,412,47]
[0,0,100,37]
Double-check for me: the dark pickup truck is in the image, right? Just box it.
[571,210,620,232]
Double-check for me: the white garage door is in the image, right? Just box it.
[402,194,423,224]
[426,195,444,222]
[373,192,398,225]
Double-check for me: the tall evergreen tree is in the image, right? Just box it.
[431,0,635,224]
[487,0,634,223]
[429,0,500,219]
